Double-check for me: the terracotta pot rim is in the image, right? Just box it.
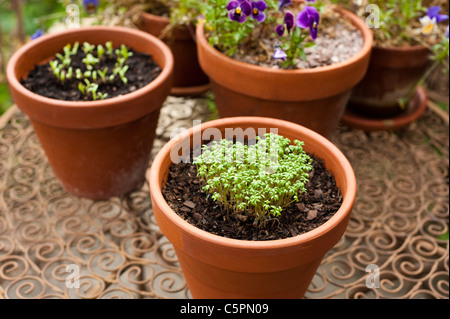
[6,26,174,110]
[343,86,428,131]
[372,44,429,52]
[149,116,357,250]
[196,7,373,75]
[170,83,211,96]
[141,11,170,24]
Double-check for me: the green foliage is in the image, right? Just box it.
[373,0,426,43]
[170,0,203,26]
[194,133,313,227]
[431,35,449,69]
[202,0,255,56]
[278,26,316,69]
[0,84,13,116]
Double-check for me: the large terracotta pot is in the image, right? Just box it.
[348,45,430,117]
[7,26,174,199]
[149,117,357,299]
[196,8,373,138]
[140,12,210,96]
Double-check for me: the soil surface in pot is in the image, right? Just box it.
[21,46,162,101]
[162,154,343,241]
[220,8,364,69]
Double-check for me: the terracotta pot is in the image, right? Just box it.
[7,26,174,199]
[140,12,210,96]
[149,117,356,299]
[196,8,373,138]
[348,45,430,117]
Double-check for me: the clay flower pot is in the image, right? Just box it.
[348,45,430,117]
[196,8,373,138]
[149,117,356,298]
[140,12,210,96]
[7,26,174,199]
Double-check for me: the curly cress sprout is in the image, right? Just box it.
[193,133,313,227]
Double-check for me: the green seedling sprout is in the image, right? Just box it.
[115,57,126,68]
[118,44,133,60]
[97,44,105,60]
[67,67,73,80]
[82,42,95,54]
[49,60,60,75]
[63,42,79,56]
[81,79,108,101]
[87,82,99,100]
[55,52,71,68]
[105,41,113,55]
[82,53,100,70]
[75,68,83,80]
[60,70,66,82]
[116,65,129,84]
[78,82,86,95]
[71,42,79,55]
[97,67,108,82]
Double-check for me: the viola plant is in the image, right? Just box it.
[193,133,313,227]
[83,0,100,14]
[48,41,133,100]
[340,0,449,48]
[203,0,324,68]
[339,0,449,106]
[274,5,320,68]
[203,0,265,56]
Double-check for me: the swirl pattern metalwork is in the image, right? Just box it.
[0,94,448,299]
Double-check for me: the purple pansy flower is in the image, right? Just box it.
[296,6,320,40]
[446,25,449,38]
[83,0,99,14]
[31,29,44,40]
[275,11,295,37]
[426,6,449,23]
[227,0,252,23]
[278,0,292,11]
[273,47,287,61]
[251,1,267,22]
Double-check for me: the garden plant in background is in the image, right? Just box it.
[195,0,373,137]
[0,0,104,114]
[100,0,210,96]
[340,0,449,129]
[204,0,325,68]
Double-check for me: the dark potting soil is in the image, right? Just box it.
[20,46,162,102]
[162,154,343,241]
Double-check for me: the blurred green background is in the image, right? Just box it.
[0,0,69,114]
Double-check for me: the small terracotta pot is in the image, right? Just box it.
[196,8,373,138]
[348,45,430,117]
[149,117,356,299]
[7,26,174,199]
[140,12,210,96]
